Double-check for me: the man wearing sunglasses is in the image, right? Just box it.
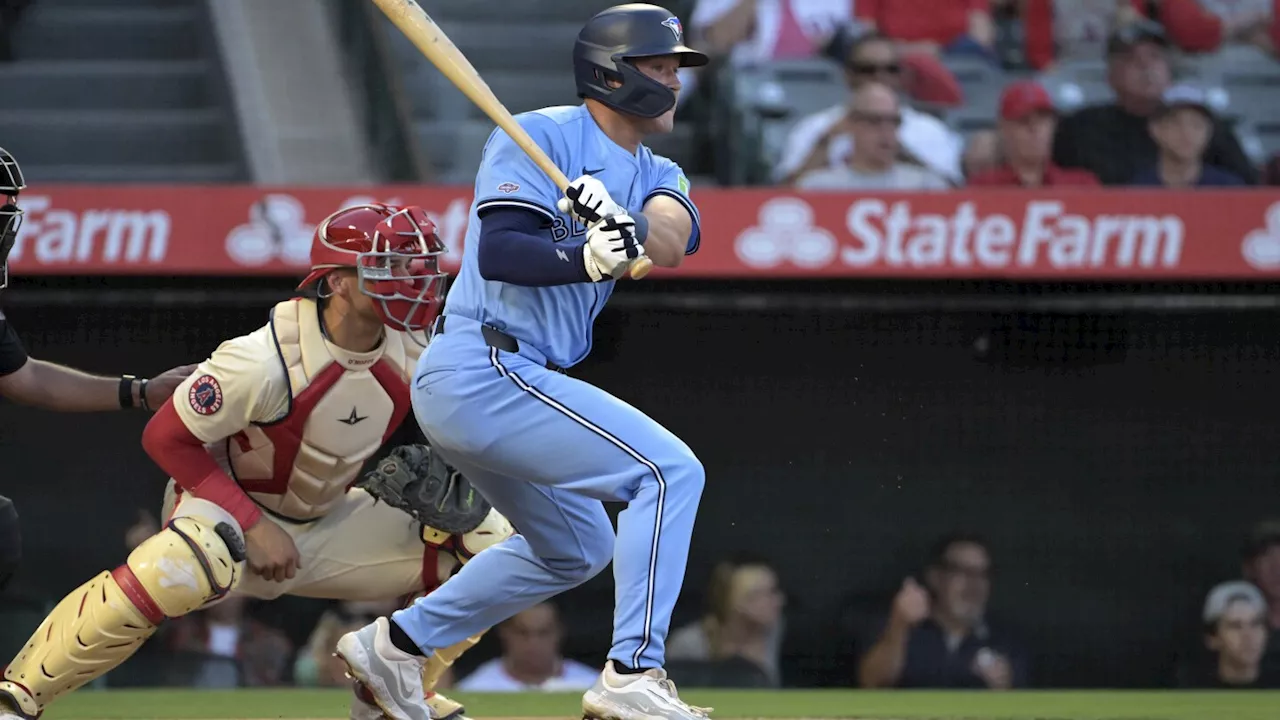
[794,82,951,190]
[775,31,963,186]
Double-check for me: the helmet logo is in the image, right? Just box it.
[662,17,683,42]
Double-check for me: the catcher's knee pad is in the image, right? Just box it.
[141,496,247,616]
[0,499,246,719]
[453,507,515,563]
[0,494,19,594]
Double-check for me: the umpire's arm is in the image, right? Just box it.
[640,194,693,268]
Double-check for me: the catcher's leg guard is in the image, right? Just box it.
[0,498,245,719]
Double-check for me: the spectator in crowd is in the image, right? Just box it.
[1020,0,1148,70]
[686,0,860,104]
[692,0,856,65]
[1241,520,1280,672]
[970,79,1100,186]
[667,555,786,686]
[1129,84,1247,186]
[961,129,1001,181]
[858,533,1027,689]
[1179,581,1278,688]
[1151,0,1278,57]
[294,600,410,688]
[1052,20,1257,185]
[856,0,998,62]
[165,596,293,688]
[455,602,598,692]
[794,82,952,190]
[775,31,964,185]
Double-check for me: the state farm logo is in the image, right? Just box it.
[9,195,170,266]
[733,197,1185,270]
[225,194,314,266]
[224,193,472,267]
[735,198,837,268]
[1241,201,1280,270]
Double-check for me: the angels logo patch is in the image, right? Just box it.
[188,374,224,415]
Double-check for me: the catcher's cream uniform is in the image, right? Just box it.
[0,297,509,720]
[163,297,507,601]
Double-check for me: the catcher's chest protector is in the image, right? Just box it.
[228,299,413,521]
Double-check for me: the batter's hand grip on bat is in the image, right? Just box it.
[369,0,653,281]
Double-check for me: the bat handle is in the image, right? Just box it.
[629,256,654,280]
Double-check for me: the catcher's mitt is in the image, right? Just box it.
[356,444,492,535]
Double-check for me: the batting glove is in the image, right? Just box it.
[582,213,644,282]
[557,175,625,226]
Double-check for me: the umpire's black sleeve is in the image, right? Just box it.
[0,310,29,378]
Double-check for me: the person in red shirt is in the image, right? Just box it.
[857,0,997,61]
[969,80,1100,188]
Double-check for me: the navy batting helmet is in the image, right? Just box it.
[573,4,708,119]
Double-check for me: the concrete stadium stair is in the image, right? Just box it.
[0,0,246,182]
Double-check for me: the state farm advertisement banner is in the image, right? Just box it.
[9,185,1280,278]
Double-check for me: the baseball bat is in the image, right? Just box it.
[370,0,654,280]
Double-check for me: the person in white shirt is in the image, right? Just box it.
[776,31,963,186]
[796,82,951,190]
[683,0,857,106]
[456,602,599,692]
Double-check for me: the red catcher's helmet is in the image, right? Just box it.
[298,203,448,336]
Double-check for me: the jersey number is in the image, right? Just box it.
[550,214,588,243]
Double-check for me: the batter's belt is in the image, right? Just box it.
[432,315,565,373]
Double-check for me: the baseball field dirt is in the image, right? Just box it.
[37,688,1280,720]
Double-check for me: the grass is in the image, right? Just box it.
[39,688,1280,720]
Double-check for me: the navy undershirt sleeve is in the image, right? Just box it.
[477,206,591,287]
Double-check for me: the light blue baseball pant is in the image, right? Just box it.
[392,314,706,670]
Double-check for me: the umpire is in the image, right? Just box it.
[0,146,194,593]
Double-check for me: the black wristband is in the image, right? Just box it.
[119,375,137,409]
[138,378,151,411]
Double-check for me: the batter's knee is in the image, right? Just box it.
[666,450,706,500]
[543,518,614,586]
[127,497,248,617]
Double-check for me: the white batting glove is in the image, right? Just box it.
[581,213,645,282]
[557,175,625,227]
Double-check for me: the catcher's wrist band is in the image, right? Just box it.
[118,375,137,409]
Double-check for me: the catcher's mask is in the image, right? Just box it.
[0,147,25,291]
[298,203,448,344]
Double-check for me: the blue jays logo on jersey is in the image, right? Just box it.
[662,17,683,42]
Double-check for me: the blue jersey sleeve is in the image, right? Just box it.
[474,113,565,221]
[645,158,701,255]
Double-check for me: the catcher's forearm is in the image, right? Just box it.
[141,401,262,529]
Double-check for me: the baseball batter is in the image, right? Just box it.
[0,204,512,720]
[335,6,712,720]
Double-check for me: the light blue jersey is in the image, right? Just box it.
[399,103,708,674]
[443,104,700,368]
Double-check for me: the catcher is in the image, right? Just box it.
[0,203,513,720]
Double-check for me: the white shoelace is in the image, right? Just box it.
[652,676,713,717]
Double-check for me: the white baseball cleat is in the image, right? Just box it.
[349,680,470,720]
[335,617,431,720]
[582,661,714,720]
